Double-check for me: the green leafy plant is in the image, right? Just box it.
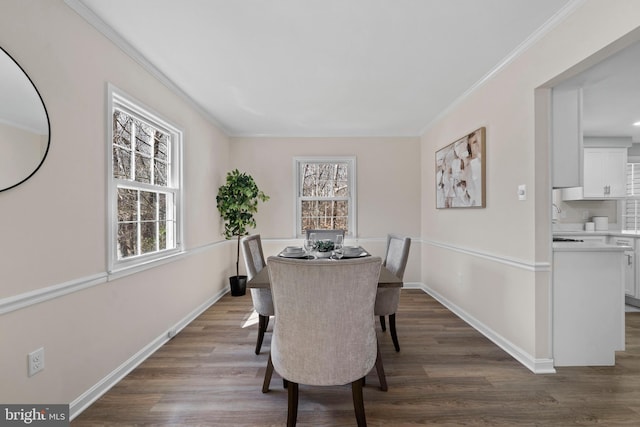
[216,169,269,278]
[313,240,334,252]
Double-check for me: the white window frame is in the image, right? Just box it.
[293,156,357,238]
[622,159,640,233]
[107,84,184,276]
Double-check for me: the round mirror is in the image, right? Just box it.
[0,46,50,193]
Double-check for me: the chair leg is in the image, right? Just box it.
[255,314,269,355]
[375,342,388,392]
[351,378,367,427]
[287,382,299,427]
[389,313,400,352]
[379,315,386,332]
[262,353,273,393]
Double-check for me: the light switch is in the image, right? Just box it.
[518,184,526,201]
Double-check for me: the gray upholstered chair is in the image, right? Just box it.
[240,234,273,355]
[375,234,411,352]
[262,256,386,427]
[305,229,345,242]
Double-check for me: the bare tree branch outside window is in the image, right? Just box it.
[112,109,174,260]
[299,161,350,235]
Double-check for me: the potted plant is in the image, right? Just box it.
[313,240,334,258]
[216,169,269,296]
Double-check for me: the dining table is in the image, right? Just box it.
[246,248,403,289]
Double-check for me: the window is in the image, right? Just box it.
[108,85,183,273]
[623,162,640,232]
[294,157,356,237]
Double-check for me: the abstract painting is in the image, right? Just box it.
[436,127,486,208]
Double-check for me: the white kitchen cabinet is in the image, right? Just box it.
[560,136,631,200]
[551,87,582,188]
[582,148,627,198]
[554,234,607,243]
[580,235,608,243]
[552,245,625,366]
[610,236,635,297]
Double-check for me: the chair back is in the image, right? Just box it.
[305,229,346,242]
[241,234,266,280]
[267,256,382,386]
[383,234,411,280]
[241,234,273,317]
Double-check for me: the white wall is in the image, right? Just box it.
[5,0,640,417]
[0,0,233,412]
[0,122,47,189]
[229,136,422,282]
[421,0,640,372]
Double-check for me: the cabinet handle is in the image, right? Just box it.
[628,254,633,266]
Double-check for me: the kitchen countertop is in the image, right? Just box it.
[552,241,630,252]
[553,227,640,238]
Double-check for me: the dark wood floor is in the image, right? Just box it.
[72,290,640,426]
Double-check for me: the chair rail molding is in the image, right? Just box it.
[425,239,551,272]
[0,239,231,315]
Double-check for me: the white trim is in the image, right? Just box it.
[406,282,556,374]
[69,288,228,421]
[425,239,550,272]
[64,279,554,423]
[419,0,586,136]
[63,0,229,135]
[293,156,357,238]
[0,241,230,316]
[0,238,543,315]
[107,83,185,273]
[0,273,107,315]
[107,251,187,282]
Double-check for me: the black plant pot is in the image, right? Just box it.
[229,275,247,297]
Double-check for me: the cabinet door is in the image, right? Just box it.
[552,88,582,188]
[624,251,635,296]
[611,237,636,297]
[582,148,627,198]
[603,150,627,197]
[582,149,604,197]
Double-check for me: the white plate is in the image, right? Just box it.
[342,250,367,258]
[279,252,307,258]
[343,247,363,256]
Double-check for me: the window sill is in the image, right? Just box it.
[108,250,186,282]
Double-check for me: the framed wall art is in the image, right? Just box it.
[435,127,486,209]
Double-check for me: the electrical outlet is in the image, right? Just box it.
[28,347,44,377]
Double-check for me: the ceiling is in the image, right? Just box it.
[555,40,640,143]
[69,0,578,137]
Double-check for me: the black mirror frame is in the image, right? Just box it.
[0,46,51,193]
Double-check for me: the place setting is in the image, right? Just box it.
[278,246,311,259]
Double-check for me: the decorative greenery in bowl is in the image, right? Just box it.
[313,240,335,252]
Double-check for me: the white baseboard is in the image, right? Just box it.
[404,283,556,374]
[69,287,229,420]
[70,281,555,420]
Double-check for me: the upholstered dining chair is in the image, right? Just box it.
[375,234,411,352]
[240,234,273,355]
[305,229,345,242]
[262,256,386,427]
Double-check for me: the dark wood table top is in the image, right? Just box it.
[247,261,403,289]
